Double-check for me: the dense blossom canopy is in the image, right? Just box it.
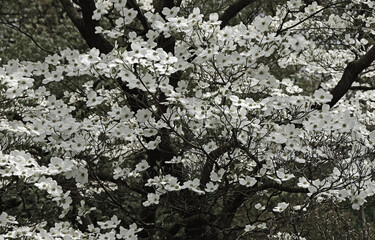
[1,0,375,239]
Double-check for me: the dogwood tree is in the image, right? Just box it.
[1,0,375,239]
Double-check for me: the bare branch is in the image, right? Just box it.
[275,1,347,36]
[275,9,290,36]
[59,0,82,29]
[349,86,375,91]
[219,0,257,29]
[329,45,375,107]
[262,182,309,193]
[3,21,54,55]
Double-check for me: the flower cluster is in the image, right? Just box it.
[1,0,375,239]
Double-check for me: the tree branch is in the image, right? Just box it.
[349,86,375,91]
[3,21,54,55]
[59,0,82,29]
[154,0,175,14]
[213,181,309,238]
[200,143,234,186]
[164,0,175,9]
[60,0,113,53]
[329,45,375,107]
[59,0,147,111]
[262,182,309,193]
[219,0,257,29]
[275,1,346,36]
[176,0,183,7]
[64,180,93,231]
[127,0,149,34]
